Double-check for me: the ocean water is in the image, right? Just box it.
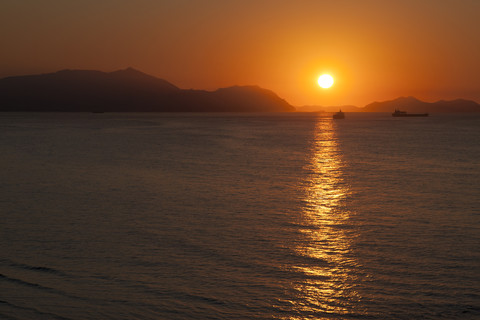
[1,112,479,320]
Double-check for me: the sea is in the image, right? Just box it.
[1,112,479,320]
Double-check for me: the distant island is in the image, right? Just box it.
[1,69,479,113]
[297,96,480,113]
[0,68,295,112]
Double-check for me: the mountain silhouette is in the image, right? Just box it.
[298,97,480,113]
[363,96,480,113]
[0,69,294,112]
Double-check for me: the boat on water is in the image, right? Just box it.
[333,110,345,119]
[392,109,428,117]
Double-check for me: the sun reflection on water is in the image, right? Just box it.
[286,117,358,317]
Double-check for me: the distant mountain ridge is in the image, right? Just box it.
[362,96,480,113]
[298,96,480,113]
[0,68,295,112]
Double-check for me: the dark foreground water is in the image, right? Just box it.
[1,112,479,319]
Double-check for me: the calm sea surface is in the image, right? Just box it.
[1,112,479,319]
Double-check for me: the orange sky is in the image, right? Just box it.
[1,0,479,107]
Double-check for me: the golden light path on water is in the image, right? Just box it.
[286,117,359,319]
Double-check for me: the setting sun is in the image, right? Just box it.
[318,74,334,89]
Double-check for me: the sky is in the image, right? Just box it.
[1,0,479,107]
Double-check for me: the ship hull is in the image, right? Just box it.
[392,113,428,117]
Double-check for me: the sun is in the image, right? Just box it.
[317,74,334,89]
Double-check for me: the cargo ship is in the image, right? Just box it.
[392,109,428,117]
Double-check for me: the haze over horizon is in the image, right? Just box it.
[1,0,479,107]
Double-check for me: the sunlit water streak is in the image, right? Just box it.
[285,117,361,318]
